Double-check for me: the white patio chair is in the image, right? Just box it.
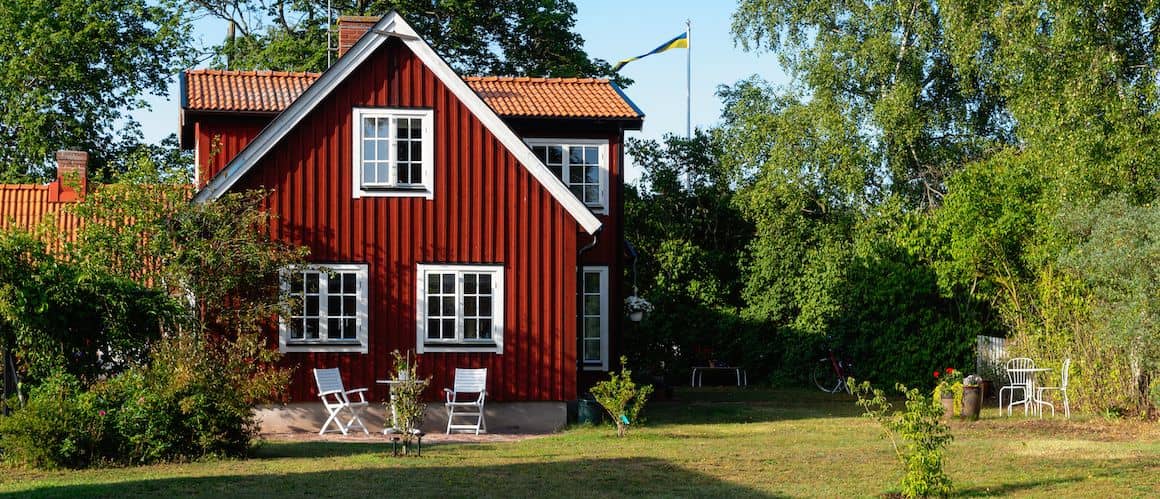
[1000,357,1035,416]
[1036,358,1070,419]
[444,368,487,434]
[313,367,370,435]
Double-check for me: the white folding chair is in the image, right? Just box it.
[444,368,487,435]
[1036,358,1070,419]
[313,367,370,435]
[1000,357,1035,416]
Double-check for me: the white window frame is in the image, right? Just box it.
[581,266,610,371]
[279,263,369,353]
[416,264,505,354]
[351,107,435,199]
[525,138,609,213]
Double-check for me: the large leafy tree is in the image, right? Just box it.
[189,0,624,82]
[0,0,192,181]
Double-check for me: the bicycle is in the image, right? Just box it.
[811,346,855,394]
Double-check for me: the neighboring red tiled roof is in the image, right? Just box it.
[464,76,641,119]
[0,184,83,248]
[184,69,320,113]
[182,70,642,119]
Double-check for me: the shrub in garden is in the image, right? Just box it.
[590,356,653,437]
[852,379,954,498]
[0,371,111,469]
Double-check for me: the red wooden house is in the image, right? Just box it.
[179,13,643,429]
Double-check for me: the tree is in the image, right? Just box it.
[622,132,754,381]
[189,0,626,84]
[0,0,192,181]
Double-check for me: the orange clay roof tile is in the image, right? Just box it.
[0,184,84,249]
[182,70,642,119]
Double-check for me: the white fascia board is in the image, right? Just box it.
[191,12,604,236]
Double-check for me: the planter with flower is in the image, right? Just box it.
[624,295,654,322]
[932,367,964,418]
[960,374,982,420]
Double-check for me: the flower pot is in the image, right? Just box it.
[960,386,981,421]
[979,380,994,401]
[941,393,955,419]
[629,310,643,322]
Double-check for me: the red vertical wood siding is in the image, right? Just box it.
[226,40,583,402]
[194,115,272,188]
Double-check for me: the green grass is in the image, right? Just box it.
[2,388,1157,497]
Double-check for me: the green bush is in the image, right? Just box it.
[0,335,272,468]
[853,379,954,498]
[0,372,112,469]
[590,356,654,437]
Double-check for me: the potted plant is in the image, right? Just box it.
[961,374,982,421]
[391,349,411,381]
[624,295,654,322]
[932,367,964,418]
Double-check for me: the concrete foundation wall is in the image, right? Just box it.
[256,401,567,435]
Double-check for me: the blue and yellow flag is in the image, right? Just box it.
[612,32,689,71]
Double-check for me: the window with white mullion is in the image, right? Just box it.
[416,264,505,354]
[462,272,494,341]
[581,267,609,370]
[281,264,368,353]
[567,145,601,206]
[426,272,457,341]
[527,139,608,212]
[352,108,434,198]
[361,116,392,186]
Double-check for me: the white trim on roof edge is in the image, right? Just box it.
[191,12,603,235]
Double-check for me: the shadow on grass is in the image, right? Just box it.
[954,458,1159,497]
[2,456,787,498]
[648,387,865,426]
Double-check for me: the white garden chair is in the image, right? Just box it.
[999,357,1034,415]
[1036,358,1071,419]
[444,368,487,434]
[313,367,370,435]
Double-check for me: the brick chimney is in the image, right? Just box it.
[337,16,382,59]
[49,150,88,203]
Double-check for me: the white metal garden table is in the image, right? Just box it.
[1005,367,1051,416]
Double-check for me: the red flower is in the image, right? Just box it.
[933,371,939,378]
[946,367,954,374]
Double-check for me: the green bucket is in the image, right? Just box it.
[577,398,602,425]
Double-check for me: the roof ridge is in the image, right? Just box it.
[185,68,322,78]
[463,76,610,84]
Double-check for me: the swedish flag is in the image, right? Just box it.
[612,32,689,71]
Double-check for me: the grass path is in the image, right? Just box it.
[2,388,1157,497]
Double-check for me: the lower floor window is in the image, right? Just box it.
[280,264,368,353]
[416,264,505,354]
[582,266,609,370]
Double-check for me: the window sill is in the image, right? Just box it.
[281,341,367,354]
[419,342,501,354]
[353,185,434,199]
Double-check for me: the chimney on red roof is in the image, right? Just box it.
[49,150,88,203]
[337,16,381,59]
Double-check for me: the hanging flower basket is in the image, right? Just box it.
[625,295,653,322]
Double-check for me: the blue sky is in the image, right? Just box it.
[133,0,788,181]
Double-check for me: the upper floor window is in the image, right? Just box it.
[280,264,369,353]
[526,139,609,213]
[416,264,505,354]
[352,108,434,199]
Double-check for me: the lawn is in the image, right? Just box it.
[2,388,1157,497]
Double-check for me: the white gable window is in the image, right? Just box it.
[527,139,609,213]
[416,264,504,354]
[582,266,610,370]
[352,108,434,198]
[280,264,369,353]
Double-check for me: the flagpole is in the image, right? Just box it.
[686,18,692,138]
